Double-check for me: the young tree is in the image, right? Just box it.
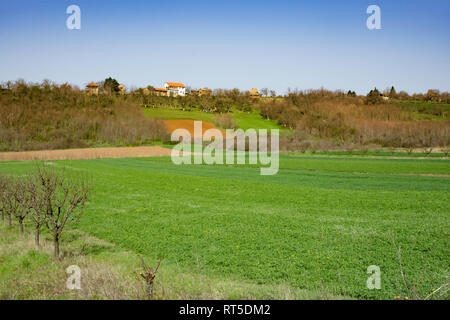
[25,171,48,246]
[0,175,9,222]
[389,86,397,99]
[11,178,33,233]
[2,178,19,228]
[35,164,90,259]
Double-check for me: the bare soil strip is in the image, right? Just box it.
[164,120,232,138]
[0,146,173,162]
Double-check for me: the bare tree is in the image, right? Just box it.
[137,257,161,299]
[11,178,32,234]
[25,171,48,246]
[35,164,90,259]
[0,174,9,222]
[2,177,18,228]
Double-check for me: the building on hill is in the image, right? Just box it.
[86,82,99,96]
[199,88,212,96]
[154,88,168,96]
[249,88,260,97]
[164,82,186,97]
[118,84,125,95]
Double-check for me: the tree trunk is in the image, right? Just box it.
[19,219,24,233]
[147,282,153,299]
[35,225,40,247]
[54,236,60,259]
[7,214,12,227]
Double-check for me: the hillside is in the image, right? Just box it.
[0,81,449,154]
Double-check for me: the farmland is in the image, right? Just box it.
[1,154,448,299]
[143,107,283,131]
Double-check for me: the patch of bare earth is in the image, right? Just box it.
[0,146,172,162]
[164,120,224,138]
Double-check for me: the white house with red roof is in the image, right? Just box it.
[164,82,186,97]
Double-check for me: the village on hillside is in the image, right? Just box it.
[85,81,261,98]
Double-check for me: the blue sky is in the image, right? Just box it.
[0,0,449,94]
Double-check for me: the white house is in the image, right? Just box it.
[164,82,186,97]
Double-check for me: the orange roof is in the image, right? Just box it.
[154,88,168,92]
[164,82,185,88]
[86,82,98,87]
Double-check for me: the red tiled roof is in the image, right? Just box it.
[86,82,99,87]
[164,82,185,88]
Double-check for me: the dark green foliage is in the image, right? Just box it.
[365,87,382,105]
[389,86,397,99]
[103,77,120,93]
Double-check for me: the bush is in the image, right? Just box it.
[212,114,237,129]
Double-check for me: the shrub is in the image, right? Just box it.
[212,114,237,129]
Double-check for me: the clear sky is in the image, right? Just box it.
[0,0,449,94]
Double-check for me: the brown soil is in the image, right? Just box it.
[164,120,226,138]
[0,146,172,162]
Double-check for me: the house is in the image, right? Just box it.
[249,88,260,97]
[199,88,212,96]
[86,82,99,95]
[118,84,125,95]
[164,82,186,97]
[153,88,168,96]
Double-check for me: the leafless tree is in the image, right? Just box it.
[35,163,90,259]
[24,171,48,246]
[137,257,161,299]
[260,88,268,97]
[10,178,33,234]
[2,177,18,228]
[0,174,9,222]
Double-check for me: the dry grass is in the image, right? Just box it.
[0,223,345,300]
[0,146,172,161]
[0,229,146,300]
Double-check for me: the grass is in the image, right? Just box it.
[143,107,283,131]
[395,101,450,120]
[0,220,334,299]
[0,154,449,300]
[299,149,448,158]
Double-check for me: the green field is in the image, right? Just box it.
[1,154,449,299]
[143,107,283,131]
[395,101,450,120]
